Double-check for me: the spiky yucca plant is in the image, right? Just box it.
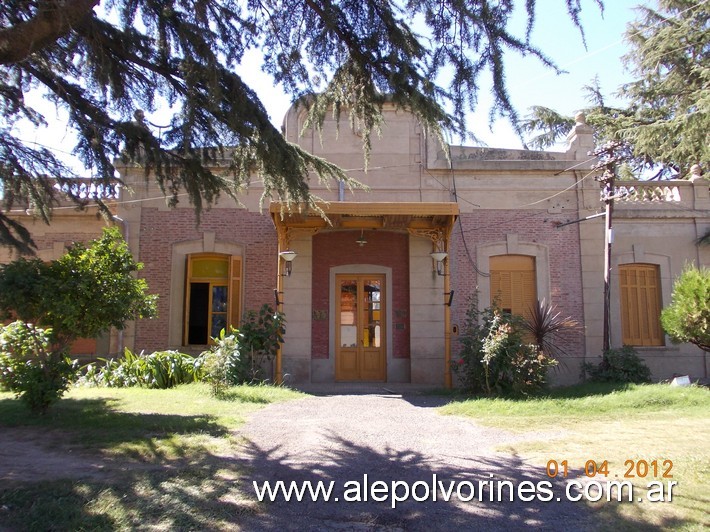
[522,299,579,359]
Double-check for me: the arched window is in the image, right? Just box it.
[184,254,242,345]
[489,254,537,319]
[619,263,664,346]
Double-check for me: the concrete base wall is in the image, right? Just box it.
[409,236,447,385]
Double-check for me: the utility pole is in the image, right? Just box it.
[592,142,623,355]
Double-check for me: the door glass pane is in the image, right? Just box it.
[211,285,228,338]
[364,279,381,348]
[211,314,226,338]
[340,280,357,347]
[212,286,228,312]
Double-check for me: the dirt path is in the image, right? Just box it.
[235,391,597,531]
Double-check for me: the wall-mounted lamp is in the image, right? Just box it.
[430,251,448,276]
[279,250,297,277]
[356,229,367,247]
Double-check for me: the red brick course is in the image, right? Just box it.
[131,207,584,360]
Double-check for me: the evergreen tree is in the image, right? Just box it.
[522,0,709,179]
[1,0,599,253]
[661,265,710,354]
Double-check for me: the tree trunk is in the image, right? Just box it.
[0,0,99,65]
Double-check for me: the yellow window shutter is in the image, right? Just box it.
[521,270,537,320]
[491,271,513,310]
[490,255,536,317]
[228,256,242,331]
[183,256,192,346]
[497,271,513,312]
[620,268,634,343]
[619,264,663,346]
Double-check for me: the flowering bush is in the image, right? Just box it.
[452,298,557,395]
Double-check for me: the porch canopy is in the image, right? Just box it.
[269,201,460,250]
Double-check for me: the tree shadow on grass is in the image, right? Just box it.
[0,396,228,449]
[0,456,258,531]
[0,393,698,531]
[0,432,694,532]
[0,395,248,530]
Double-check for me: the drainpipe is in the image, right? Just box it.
[274,217,288,385]
[112,215,129,356]
[275,242,284,385]
[444,251,452,388]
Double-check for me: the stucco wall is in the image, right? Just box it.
[579,179,710,381]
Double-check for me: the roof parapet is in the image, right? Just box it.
[565,112,595,161]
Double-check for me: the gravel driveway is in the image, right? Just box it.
[236,387,596,531]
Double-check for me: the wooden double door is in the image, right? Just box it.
[335,274,386,381]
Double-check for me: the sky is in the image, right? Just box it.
[462,0,644,148]
[17,0,651,171]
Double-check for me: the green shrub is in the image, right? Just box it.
[581,346,652,384]
[144,350,202,388]
[81,350,143,388]
[80,349,200,389]
[238,304,285,382]
[198,327,245,396]
[660,265,710,353]
[0,321,78,414]
[198,304,285,395]
[453,298,557,396]
[0,227,157,352]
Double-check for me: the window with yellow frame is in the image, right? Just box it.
[184,253,242,345]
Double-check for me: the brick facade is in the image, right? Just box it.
[311,230,410,359]
[4,105,706,383]
[134,207,277,353]
[451,210,586,362]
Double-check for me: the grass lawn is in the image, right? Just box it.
[0,383,305,531]
[440,383,710,531]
